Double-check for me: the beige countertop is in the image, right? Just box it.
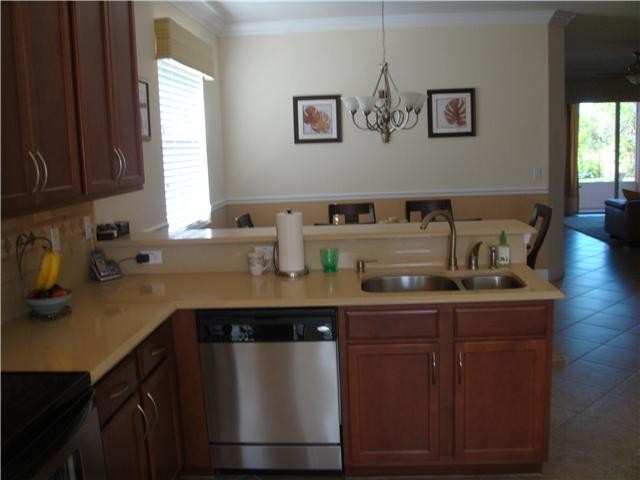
[1,265,562,383]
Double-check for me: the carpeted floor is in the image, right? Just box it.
[564,214,625,245]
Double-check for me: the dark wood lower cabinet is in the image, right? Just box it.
[142,358,182,480]
[101,394,150,480]
[346,342,440,465]
[98,321,183,480]
[340,301,553,475]
[454,339,547,463]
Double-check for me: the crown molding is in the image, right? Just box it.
[170,1,225,36]
[221,9,569,37]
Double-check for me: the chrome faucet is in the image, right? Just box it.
[468,241,482,270]
[420,209,458,271]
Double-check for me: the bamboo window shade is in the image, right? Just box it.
[154,17,214,80]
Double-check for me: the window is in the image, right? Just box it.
[577,101,639,212]
[157,58,211,231]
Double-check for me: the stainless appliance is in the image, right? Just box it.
[2,372,106,480]
[197,308,342,471]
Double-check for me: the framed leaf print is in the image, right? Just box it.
[293,95,342,143]
[427,88,476,138]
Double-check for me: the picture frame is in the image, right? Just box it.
[293,95,342,143]
[427,88,476,138]
[138,80,151,141]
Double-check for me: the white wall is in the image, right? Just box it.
[93,1,225,232]
[219,24,550,201]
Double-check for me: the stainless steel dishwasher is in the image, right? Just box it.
[196,307,342,471]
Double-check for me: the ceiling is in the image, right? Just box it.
[206,1,640,79]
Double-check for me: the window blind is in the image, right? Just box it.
[158,58,211,231]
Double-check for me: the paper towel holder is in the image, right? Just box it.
[272,240,309,278]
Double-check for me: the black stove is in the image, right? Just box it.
[2,371,93,480]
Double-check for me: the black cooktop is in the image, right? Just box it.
[2,371,92,479]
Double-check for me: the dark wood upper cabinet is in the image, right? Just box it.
[1,1,144,218]
[71,1,144,198]
[1,1,82,216]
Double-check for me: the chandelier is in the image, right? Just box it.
[626,51,640,86]
[341,2,426,143]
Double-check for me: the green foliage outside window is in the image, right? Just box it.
[577,102,637,182]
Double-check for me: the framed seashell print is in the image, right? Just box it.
[293,95,342,143]
[427,88,476,138]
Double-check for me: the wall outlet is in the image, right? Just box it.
[83,216,93,241]
[533,167,543,180]
[49,226,61,251]
[140,250,163,265]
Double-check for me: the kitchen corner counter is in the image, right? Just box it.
[1,265,562,383]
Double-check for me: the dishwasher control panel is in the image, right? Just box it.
[196,307,336,343]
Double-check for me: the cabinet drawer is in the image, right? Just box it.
[137,321,172,379]
[346,309,439,341]
[454,304,548,338]
[95,353,139,426]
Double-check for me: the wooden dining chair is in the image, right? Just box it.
[234,213,254,228]
[328,203,376,224]
[405,199,453,222]
[527,203,552,269]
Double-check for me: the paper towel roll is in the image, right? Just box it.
[276,210,305,273]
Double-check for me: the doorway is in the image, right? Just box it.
[577,102,639,212]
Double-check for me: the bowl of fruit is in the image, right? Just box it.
[25,248,71,317]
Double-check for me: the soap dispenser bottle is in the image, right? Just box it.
[496,230,511,268]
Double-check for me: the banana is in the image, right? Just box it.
[34,249,52,290]
[43,251,60,290]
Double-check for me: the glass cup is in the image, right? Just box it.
[320,247,339,273]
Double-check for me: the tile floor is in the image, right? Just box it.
[216,228,639,480]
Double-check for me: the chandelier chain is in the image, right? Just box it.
[381,1,386,64]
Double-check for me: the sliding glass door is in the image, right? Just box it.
[577,102,638,212]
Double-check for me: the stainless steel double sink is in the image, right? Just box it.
[361,273,525,293]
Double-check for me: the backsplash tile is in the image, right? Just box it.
[1,203,94,323]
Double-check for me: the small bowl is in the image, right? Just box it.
[26,292,72,317]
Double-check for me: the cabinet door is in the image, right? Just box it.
[345,342,440,466]
[71,1,119,196]
[101,394,150,480]
[13,2,82,206]
[1,2,37,214]
[454,339,547,463]
[141,358,183,480]
[107,1,144,189]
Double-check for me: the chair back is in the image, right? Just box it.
[527,203,552,269]
[405,199,453,222]
[235,213,254,228]
[328,203,376,224]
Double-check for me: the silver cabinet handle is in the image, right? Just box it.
[150,347,166,357]
[113,148,123,180]
[457,352,464,384]
[108,382,129,400]
[117,147,127,179]
[36,151,48,190]
[147,392,159,432]
[28,151,41,192]
[136,403,150,439]
[431,352,437,385]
